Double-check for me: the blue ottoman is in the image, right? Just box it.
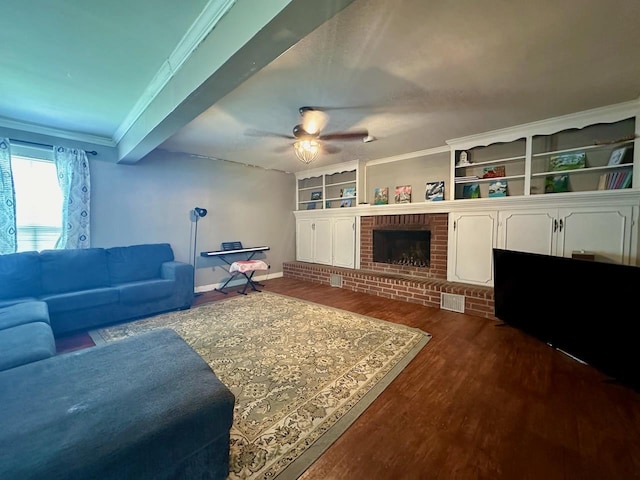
[0,328,235,480]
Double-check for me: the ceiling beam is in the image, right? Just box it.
[117,0,356,164]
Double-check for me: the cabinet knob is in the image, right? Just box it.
[553,219,558,232]
[559,219,563,232]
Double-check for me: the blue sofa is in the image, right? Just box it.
[0,243,194,336]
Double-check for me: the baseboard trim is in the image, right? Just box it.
[195,271,283,293]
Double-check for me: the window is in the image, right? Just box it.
[11,146,62,252]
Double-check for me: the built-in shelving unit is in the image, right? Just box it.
[448,101,638,201]
[296,160,358,210]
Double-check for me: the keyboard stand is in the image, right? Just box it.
[200,243,270,295]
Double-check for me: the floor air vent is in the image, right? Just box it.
[330,274,343,288]
[441,293,465,313]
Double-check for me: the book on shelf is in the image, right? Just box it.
[482,165,506,179]
[488,180,508,197]
[598,170,632,190]
[455,175,479,182]
[394,185,412,204]
[549,152,586,171]
[425,181,445,201]
[462,183,480,199]
[373,187,389,205]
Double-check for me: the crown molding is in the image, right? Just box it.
[0,116,116,147]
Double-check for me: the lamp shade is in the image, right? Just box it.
[194,207,208,218]
[294,140,320,164]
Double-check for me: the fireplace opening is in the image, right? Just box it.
[373,229,431,267]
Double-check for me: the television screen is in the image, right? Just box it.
[493,248,640,391]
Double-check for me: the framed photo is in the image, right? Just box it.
[549,153,586,171]
[488,180,508,197]
[373,187,389,205]
[342,187,356,198]
[462,183,480,199]
[306,202,317,210]
[339,199,352,208]
[608,147,629,166]
[545,174,569,193]
[482,165,505,179]
[425,181,445,201]
[395,185,411,204]
[310,191,322,200]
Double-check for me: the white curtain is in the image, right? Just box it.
[54,146,91,249]
[0,139,17,254]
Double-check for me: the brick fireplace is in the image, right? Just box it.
[283,212,495,319]
[360,214,448,280]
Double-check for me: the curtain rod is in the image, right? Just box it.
[9,138,98,156]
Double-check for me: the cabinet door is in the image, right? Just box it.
[333,217,356,268]
[313,218,333,265]
[498,209,557,256]
[448,211,498,286]
[296,219,315,262]
[558,206,634,264]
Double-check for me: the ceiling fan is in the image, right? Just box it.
[247,106,371,164]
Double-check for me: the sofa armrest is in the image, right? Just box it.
[161,261,194,307]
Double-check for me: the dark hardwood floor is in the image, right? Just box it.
[57,277,640,479]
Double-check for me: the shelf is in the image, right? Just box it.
[326,180,356,187]
[298,186,323,192]
[455,155,525,169]
[532,164,632,178]
[532,139,635,158]
[326,195,356,201]
[455,174,525,185]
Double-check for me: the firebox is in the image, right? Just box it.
[373,229,431,267]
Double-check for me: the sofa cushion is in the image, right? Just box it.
[0,297,39,309]
[107,243,175,284]
[41,288,119,314]
[0,251,42,299]
[0,301,50,331]
[40,248,110,294]
[0,322,56,371]
[116,279,175,305]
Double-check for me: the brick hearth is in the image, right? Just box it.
[284,214,496,320]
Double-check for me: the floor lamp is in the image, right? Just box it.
[192,207,208,294]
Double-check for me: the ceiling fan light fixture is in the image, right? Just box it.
[294,140,320,164]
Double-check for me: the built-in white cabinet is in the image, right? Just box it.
[499,205,636,264]
[448,210,498,286]
[332,216,356,268]
[295,215,356,268]
[296,217,332,265]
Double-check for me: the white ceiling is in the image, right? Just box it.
[1,0,639,173]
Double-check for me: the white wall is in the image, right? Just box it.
[90,149,296,289]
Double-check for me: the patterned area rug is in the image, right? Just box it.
[92,292,431,480]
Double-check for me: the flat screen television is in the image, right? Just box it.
[493,248,640,392]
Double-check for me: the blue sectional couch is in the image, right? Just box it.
[0,243,194,336]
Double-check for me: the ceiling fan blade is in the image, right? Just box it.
[319,129,369,141]
[321,144,341,154]
[245,128,294,139]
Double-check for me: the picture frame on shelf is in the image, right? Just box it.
[545,174,569,193]
[339,199,352,208]
[373,187,389,205]
[482,165,505,179]
[310,191,322,200]
[425,181,445,201]
[549,152,586,171]
[488,180,508,197]
[394,185,412,204]
[342,187,356,198]
[306,202,317,210]
[608,146,629,166]
[462,183,480,199]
